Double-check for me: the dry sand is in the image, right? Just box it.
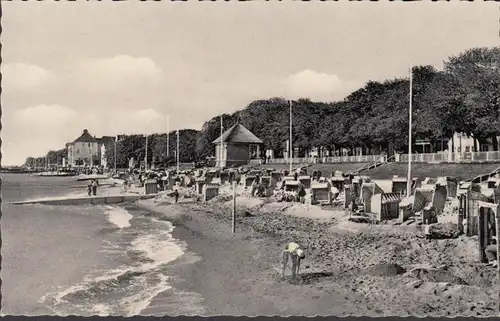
[135,189,499,317]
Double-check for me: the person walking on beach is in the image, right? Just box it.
[282,242,306,280]
[297,183,306,204]
[91,179,98,196]
[87,182,92,196]
[173,187,179,204]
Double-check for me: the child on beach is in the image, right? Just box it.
[123,178,129,192]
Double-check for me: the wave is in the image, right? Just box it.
[105,206,133,229]
[39,216,187,316]
[21,191,87,203]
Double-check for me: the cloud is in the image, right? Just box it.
[102,109,169,135]
[1,63,56,92]
[14,104,78,126]
[282,69,359,101]
[67,55,166,111]
[74,55,163,89]
[1,104,184,165]
[2,105,81,165]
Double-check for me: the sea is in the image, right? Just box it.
[1,173,200,316]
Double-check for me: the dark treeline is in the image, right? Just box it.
[197,46,500,159]
[24,47,500,167]
[24,149,68,168]
[108,129,199,168]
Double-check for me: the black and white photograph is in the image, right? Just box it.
[1,0,500,317]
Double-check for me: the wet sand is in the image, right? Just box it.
[137,192,499,317]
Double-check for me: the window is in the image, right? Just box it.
[465,146,471,152]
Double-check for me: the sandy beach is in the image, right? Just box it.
[134,187,499,317]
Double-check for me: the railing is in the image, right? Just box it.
[258,155,385,165]
[249,159,263,165]
[322,155,383,163]
[256,151,500,166]
[399,151,500,163]
[399,153,448,163]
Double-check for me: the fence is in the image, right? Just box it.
[254,151,500,166]
[253,155,384,165]
[400,151,500,163]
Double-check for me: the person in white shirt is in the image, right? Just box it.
[282,242,306,280]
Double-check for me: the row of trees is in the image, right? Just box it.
[104,129,199,168]
[24,46,499,167]
[196,46,500,158]
[25,148,68,168]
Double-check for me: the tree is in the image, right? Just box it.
[445,47,500,150]
[27,46,500,163]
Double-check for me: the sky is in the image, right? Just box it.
[1,1,498,166]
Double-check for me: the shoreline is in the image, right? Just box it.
[37,181,496,316]
[136,199,362,316]
[135,193,499,317]
[6,176,498,316]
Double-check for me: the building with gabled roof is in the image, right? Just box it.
[212,120,263,168]
[66,129,115,167]
[73,129,98,144]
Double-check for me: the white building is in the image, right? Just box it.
[67,129,101,167]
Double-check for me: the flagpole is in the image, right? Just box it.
[114,137,117,173]
[166,115,170,157]
[176,129,180,173]
[407,63,413,198]
[220,115,224,170]
[145,134,149,171]
[289,100,293,173]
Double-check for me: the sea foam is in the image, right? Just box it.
[39,214,186,317]
[105,206,133,229]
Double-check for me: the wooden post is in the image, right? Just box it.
[232,181,236,233]
[495,205,500,315]
[479,208,487,263]
[458,194,465,234]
